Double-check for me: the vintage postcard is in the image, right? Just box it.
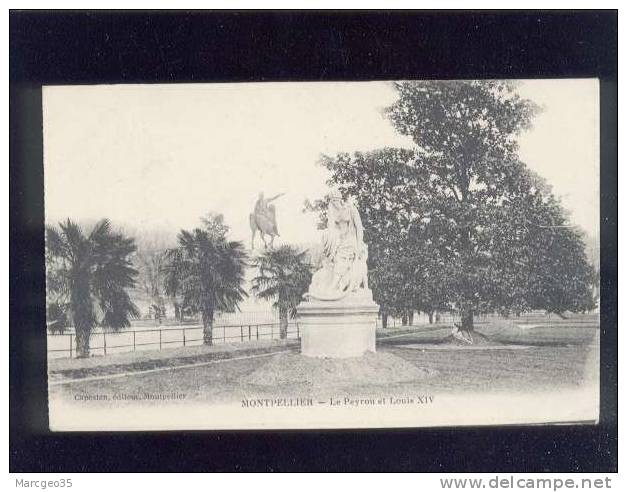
[44,80,600,431]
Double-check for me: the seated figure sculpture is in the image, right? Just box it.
[306,190,369,301]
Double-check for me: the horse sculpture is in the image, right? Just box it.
[250,192,284,249]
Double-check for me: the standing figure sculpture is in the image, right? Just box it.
[306,190,369,300]
[297,189,379,358]
[250,192,284,249]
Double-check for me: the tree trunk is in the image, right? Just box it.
[71,280,92,358]
[428,311,434,324]
[279,309,288,340]
[401,312,408,326]
[202,309,214,345]
[74,327,90,358]
[461,307,474,332]
[458,187,475,334]
[408,311,414,326]
[382,313,388,329]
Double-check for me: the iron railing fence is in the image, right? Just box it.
[48,322,300,359]
[377,312,462,329]
[48,311,588,359]
[373,311,567,329]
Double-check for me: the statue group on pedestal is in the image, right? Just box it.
[306,190,369,301]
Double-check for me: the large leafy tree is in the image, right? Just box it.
[45,219,139,357]
[384,80,542,333]
[307,148,453,325]
[251,245,312,339]
[482,164,596,316]
[314,80,596,336]
[163,227,247,345]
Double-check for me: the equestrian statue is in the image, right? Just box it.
[249,192,284,249]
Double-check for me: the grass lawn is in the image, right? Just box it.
[49,315,599,406]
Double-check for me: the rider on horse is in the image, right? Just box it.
[250,192,284,248]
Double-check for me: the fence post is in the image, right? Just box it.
[133,331,136,352]
[297,323,300,339]
[103,332,107,356]
[248,325,251,341]
[256,325,259,340]
[183,328,186,347]
[271,324,274,339]
[159,329,162,350]
[69,334,73,358]
[240,326,244,342]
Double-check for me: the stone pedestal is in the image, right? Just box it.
[297,289,379,358]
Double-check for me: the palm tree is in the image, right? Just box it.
[251,246,312,339]
[45,219,139,358]
[163,228,247,345]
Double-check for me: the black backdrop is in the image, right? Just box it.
[9,10,618,472]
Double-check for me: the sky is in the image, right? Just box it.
[43,79,599,246]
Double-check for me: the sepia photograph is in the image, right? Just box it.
[43,79,601,431]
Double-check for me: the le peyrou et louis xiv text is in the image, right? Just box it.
[241,395,435,408]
